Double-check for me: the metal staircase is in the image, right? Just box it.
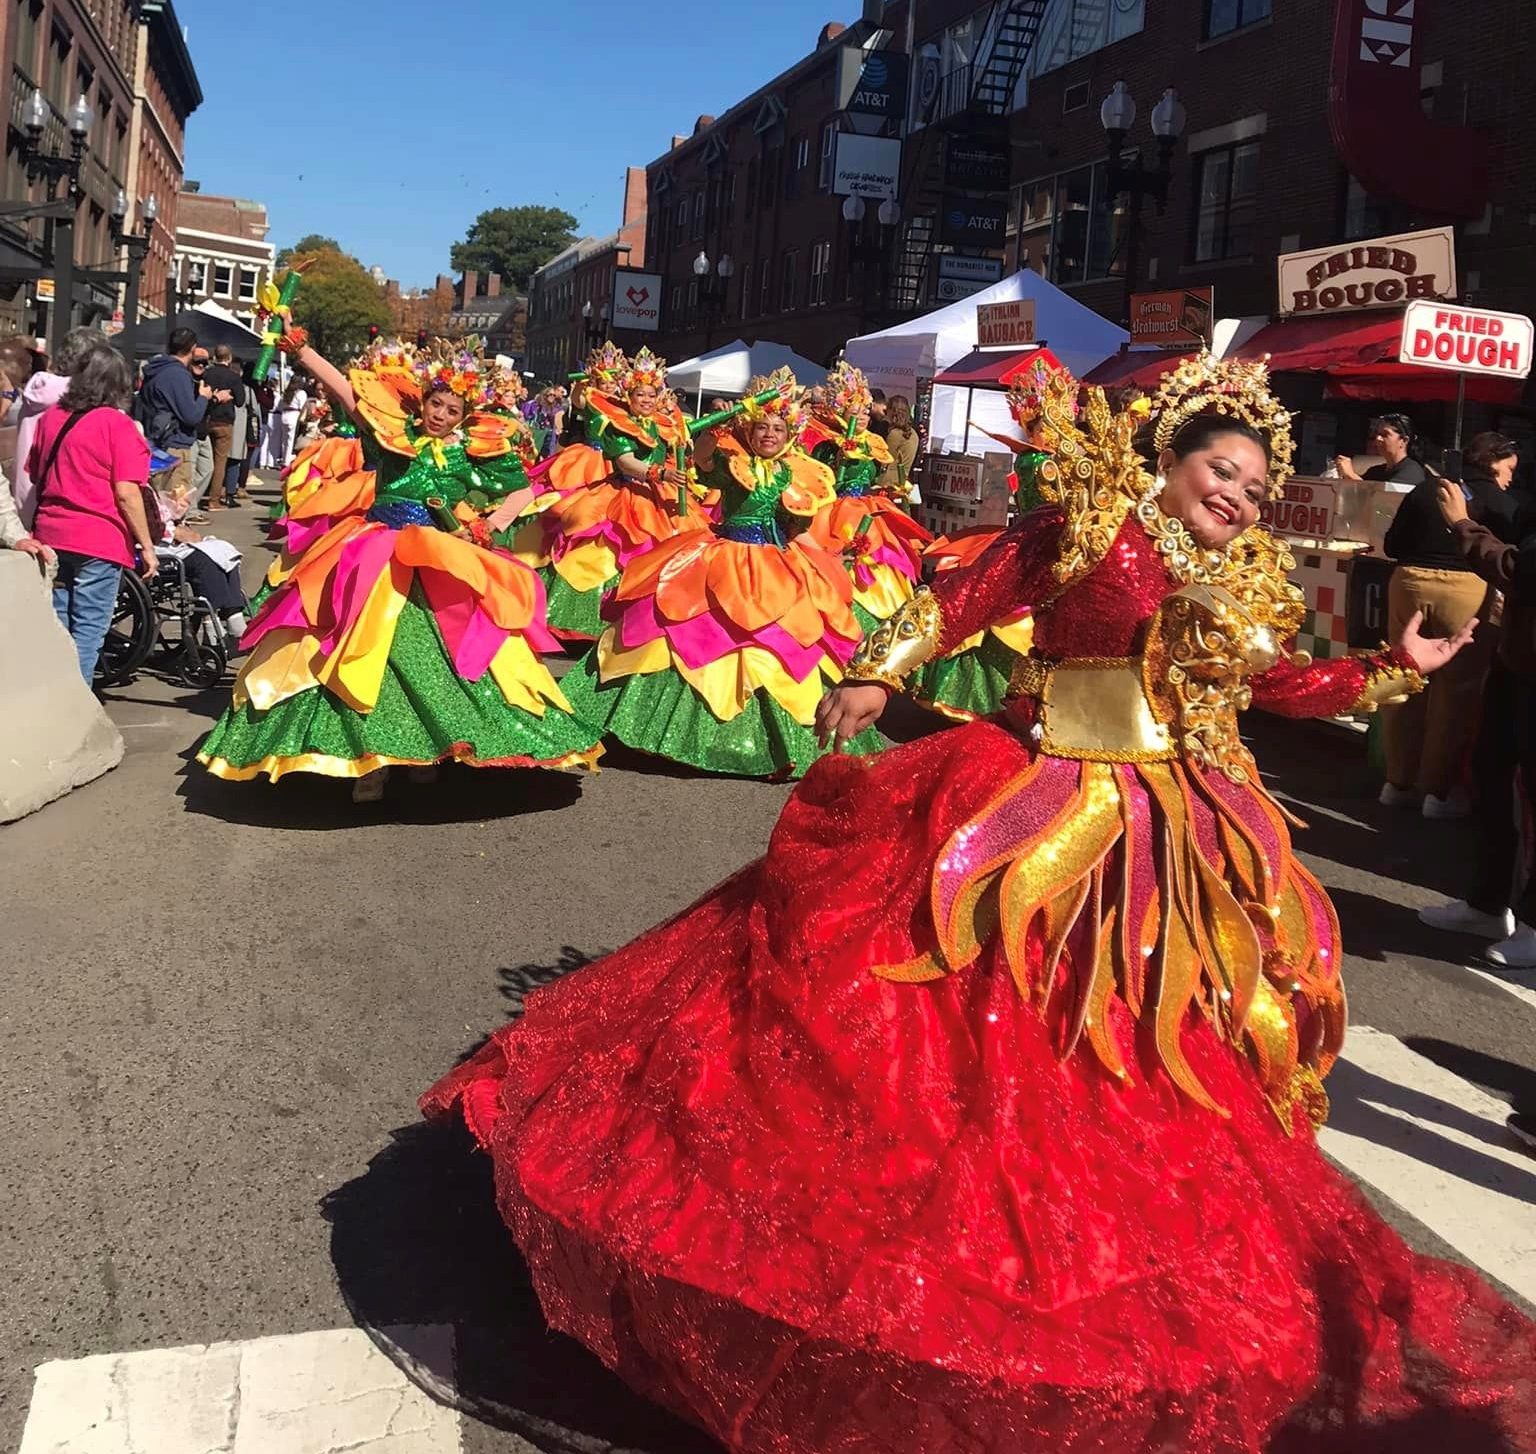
[887,0,1051,312]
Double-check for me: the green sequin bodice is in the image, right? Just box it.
[590,412,669,468]
[706,453,796,544]
[812,439,879,498]
[366,426,527,509]
[1013,449,1052,513]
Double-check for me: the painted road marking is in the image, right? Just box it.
[1321,1025,1536,1304]
[18,1326,461,1454]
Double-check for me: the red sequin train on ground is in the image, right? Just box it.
[424,503,1536,1453]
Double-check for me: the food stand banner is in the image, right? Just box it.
[1398,301,1534,380]
[1277,227,1456,316]
[1261,479,1336,540]
[1129,289,1213,349]
[923,455,984,503]
[977,299,1037,347]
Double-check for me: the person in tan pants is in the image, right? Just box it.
[1379,431,1521,816]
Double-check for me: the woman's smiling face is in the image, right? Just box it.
[1156,430,1269,548]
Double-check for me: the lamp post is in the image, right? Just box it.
[691,250,734,350]
[843,193,901,313]
[1099,81,1187,328]
[20,90,93,356]
[110,188,158,333]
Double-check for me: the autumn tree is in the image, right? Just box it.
[286,247,390,361]
[450,205,578,292]
[275,233,342,269]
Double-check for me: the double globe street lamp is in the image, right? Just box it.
[19,89,93,354]
[1099,81,1188,326]
[110,188,159,334]
[843,193,901,303]
[692,250,734,348]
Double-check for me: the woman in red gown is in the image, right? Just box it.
[423,357,1535,1453]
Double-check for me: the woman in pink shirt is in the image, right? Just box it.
[27,346,159,682]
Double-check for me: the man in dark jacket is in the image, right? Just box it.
[202,344,246,510]
[138,328,226,505]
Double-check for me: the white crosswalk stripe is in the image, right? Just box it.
[18,1327,462,1454]
[15,1027,1536,1452]
[1463,963,1536,1016]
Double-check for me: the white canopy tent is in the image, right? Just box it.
[844,270,1128,453]
[666,338,829,408]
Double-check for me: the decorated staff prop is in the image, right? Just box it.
[252,261,312,379]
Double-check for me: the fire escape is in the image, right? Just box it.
[888,0,1050,312]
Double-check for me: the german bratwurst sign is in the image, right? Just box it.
[1277,226,1456,316]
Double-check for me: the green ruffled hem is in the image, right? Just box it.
[199,591,602,780]
[543,565,611,642]
[560,652,884,779]
[910,635,1021,721]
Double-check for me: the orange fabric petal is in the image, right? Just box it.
[545,444,610,494]
[648,535,719,622]
[285,517,376,623]
[391,525,540,632]
[705,540,800,632]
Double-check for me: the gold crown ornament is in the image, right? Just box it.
[1148,353,1295,497]
[741,367,808,433]
[824,360,873,420]
[365,335,507,412]
[584,340,628,392]
[619,346,668,396]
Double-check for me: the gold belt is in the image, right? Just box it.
[1010,655,1177,764]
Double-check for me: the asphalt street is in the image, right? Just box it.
[3,476,1534,1453]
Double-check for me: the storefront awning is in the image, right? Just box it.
[932,345,1065,389]
[1082,349,1197,391]
[1229,311,1527,407]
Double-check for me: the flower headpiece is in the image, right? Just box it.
[1006,356,1077,426]
[740,366,807,434]
[1148,352,1295,497]
[585,341,628,393]
[824,360,873,420]
[366,335,506,413]
[619,345,667,396]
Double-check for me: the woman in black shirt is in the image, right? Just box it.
[1379,429,1519,816]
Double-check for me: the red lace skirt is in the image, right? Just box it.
[423,722,1536,1453]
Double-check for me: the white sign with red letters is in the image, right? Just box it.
[1398,301,1534,380]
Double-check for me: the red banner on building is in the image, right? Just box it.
[1329,0,1488,219]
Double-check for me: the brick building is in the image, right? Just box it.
[638,0,1534,426]
[0,0,197,337]
[173,186,272,328]
[526,166,648,383]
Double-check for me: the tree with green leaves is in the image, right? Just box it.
[275,233,342,269]
[288,248,390,362]
[450,205,579,291]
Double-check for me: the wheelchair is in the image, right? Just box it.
[95,549,244,690]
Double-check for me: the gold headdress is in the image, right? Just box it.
[740,366,807,433]
[824,360,873,419]
[364,335,506,412]
[584,341,628,393]
[1149,353,1294,497]
[1005,355,1076,427]
[619,345,667,396]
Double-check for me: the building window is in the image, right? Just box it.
[1342,173,1405,242]
[739,262,752,318]
[780,249,798,311]
[760,146,781,208]
[792,134,810,171]
[46,24,68,105]
[185,258,206,292]
[745,158,758,215]
[819,122,837,191]
[692,192,705,239]
[213,262,233,297]
[759,263,772,317]
[12,1,41,75]
[1204,0,1271,41]
[1192,141,1260,261]
[676,197,688,228]
[238,267,259,303]
[808,240,831,306]
[1012,163,1127,285]
[724,170,736,217]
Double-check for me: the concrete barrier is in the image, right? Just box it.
[0,550,124,822]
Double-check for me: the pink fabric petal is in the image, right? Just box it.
[241,580,311,648]
[318,526,398,654]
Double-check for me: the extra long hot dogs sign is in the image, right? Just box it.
[1277,226,1456,316]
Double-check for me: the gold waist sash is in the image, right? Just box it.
[1012,655,1177,764]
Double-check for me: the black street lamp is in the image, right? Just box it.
[580,298,611,348]
[20,89,93,356]
[1099,82,1187,327]
[110,188,158,333]
[842,193,901,309]
[691,250,734,350]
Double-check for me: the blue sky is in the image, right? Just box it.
[178,0,852,287]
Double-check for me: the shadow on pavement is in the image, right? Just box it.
[175,750,586,830]
[1405,1038,1536,1118]
[323,1119,720,1454]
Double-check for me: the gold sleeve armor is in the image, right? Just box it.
[844,589,944,691]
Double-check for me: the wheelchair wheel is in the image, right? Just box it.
[178,638,227,690]
[95,569,157,687]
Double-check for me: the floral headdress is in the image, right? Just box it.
[1148,352,1295,497]
[365,335,505,413]
[824,360,872,420]
[619,345,667,396]
[740,366,807,434]
[1006,355,1077,427]
[584,341,628,393]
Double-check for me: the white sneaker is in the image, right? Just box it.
[351,768,389,803]
[1486,924,1536,969]
[1418,899,1516,939]
[1379,783,1420,809]
[1422,792,1471,820]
